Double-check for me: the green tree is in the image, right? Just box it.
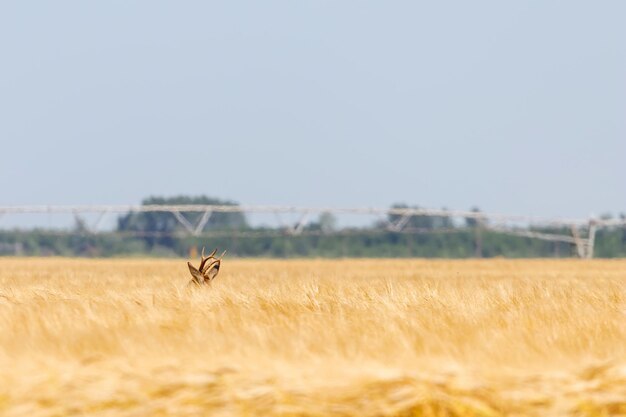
[465,206,483,228]
[387,203,434,230]
[319,212,337,233]
[307,212,337,233]
[117,195,248,248]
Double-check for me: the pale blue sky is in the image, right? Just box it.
[1,1,625,223]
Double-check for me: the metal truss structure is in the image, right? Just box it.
[1,205,625,258]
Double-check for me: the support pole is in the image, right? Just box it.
[173,210,214,236]
[73,211,91,234]
[586,221,597,259]
[291,212,311,235]
[92,211,109,233]
[193,210,213,236]
[570,226,587,259]
[388,213,412,232]
[171,211,196,235]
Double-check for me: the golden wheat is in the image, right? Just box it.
[0,258,624,416]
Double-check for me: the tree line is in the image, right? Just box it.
[1,195,626,258]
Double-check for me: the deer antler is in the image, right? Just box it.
[198,247,218,273]
[188,247,226,286]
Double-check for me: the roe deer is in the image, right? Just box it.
[187,247,226,286]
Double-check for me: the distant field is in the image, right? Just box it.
[0,258,624,416]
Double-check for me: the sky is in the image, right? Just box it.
[1,1,625,227]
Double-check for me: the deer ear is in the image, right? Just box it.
[204,260,221,281]
[188,262,205,284]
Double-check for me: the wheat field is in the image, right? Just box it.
[0,258,624,416]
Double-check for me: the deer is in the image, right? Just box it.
[187,247,226,286]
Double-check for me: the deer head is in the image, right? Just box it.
[187,247,226,285]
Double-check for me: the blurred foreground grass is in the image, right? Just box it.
[0,258,624,416]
